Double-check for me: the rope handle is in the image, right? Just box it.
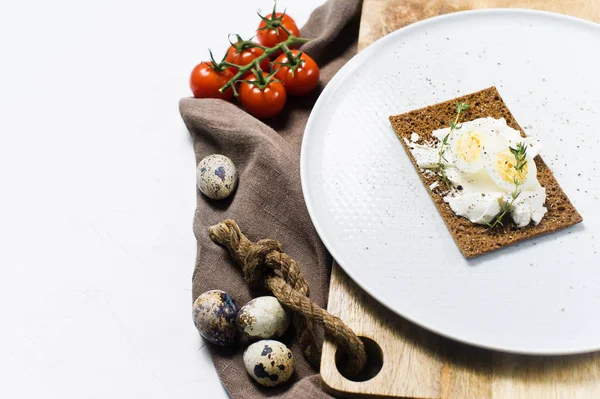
[208,219,367,377]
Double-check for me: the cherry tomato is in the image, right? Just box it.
[257,13,300,47]
[225,45,270,75]
[189,62,234,100]
[274,51,320,96]
[238,72,287,119]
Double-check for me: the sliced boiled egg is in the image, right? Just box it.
[441,117,509,174]
[448,129,486,172]
[409,116,547,229]
[483,136,537,191]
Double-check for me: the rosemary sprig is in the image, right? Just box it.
[485,142,528,229]
[426,102,470,189]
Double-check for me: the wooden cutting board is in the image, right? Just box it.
[320,1,600,398]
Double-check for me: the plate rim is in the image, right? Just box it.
[300,8,600,355]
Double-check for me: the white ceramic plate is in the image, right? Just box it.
[301,9,600,354]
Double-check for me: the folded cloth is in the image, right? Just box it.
[179,0,362,397]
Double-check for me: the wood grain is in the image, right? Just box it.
[358,0,600,51]
[321,262,444,398]
[321,1,600,397]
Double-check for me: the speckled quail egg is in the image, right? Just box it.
[237,296,291,340]
[196,154,238,200]
[243,340,294,387]
[192,290,238,346]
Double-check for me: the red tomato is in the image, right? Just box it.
[189,62,234,100]
[225,45,270,75]
[274,51,320,96]
[238,72,287,119]
[257,12,300,47]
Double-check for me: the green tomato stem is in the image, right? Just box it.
[257,0,293,38]
[238,67,282,91]
[277,23,292,37]
[208,49,227,73]
[255,68,266,86]
[280,43,295,62]
[219,35,309,95]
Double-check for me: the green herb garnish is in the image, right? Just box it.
[510,142,528,172]
[427,102,470,189]
[485,142,528,229]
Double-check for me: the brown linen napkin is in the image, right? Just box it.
[179,0,363,397]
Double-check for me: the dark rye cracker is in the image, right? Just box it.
[389,87,582,258]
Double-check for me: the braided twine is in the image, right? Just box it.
[208,219,366,377]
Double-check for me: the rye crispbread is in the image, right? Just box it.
[389,87,582,258]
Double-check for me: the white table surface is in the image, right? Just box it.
[0,0,325,397]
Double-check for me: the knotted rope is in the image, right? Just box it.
[208,219,367,377]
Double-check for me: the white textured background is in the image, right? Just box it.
[0,0,325,397]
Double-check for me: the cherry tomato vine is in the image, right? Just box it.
[219,36,309,96]
[188,2,321,119]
